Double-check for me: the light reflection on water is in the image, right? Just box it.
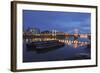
[23,37,91,62]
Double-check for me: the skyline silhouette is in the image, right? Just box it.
[23,10,91,34]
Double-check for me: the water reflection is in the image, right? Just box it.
[26,37,90,53]
[23,37,91,62]
[59,39,90,48]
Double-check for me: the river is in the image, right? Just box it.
[23,37,91,62]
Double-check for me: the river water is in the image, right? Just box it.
[23,37,91,62]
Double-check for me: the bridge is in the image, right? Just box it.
[23,33,90,39]
[23,33,91,48]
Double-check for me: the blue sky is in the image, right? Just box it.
[23,10,91,33]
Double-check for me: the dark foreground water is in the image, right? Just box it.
[23,38,91,62]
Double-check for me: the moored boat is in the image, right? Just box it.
[26,40,65,51]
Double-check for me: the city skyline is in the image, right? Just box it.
[23,10,91,33]
[23,10,91,62]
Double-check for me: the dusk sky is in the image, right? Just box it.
[23,10,91,33]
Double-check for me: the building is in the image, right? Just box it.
[27,27,40,34]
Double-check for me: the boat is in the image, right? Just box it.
[26,40,65,51]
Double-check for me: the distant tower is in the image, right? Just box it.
[52,29,56,35]
[54,30,57,36]
[52,30,54,36]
